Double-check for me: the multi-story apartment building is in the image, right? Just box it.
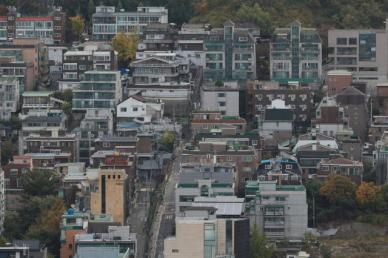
[0,39,49,90]
[374,131,388,184]
[59,45,118,91]
[203,20,256,81]
[247,80,313,131]
[130,54,190,87]
[0,52,34,93]
[72,71,122,111]
[326,70,353,96]
[0,77,19,121]
[181,141,259,193]
[92,5,168,41]
[270,20,322,84]
[175,164,236,214]
[74,226,137,258]
[73,109,114,163]
[90,169,128,224]
[245,180,307,240]
[164,204,250,258]
[24,135,79,162]
[136,23,177,59]
[200,81,240,116]
[1,6,66,44]
[328,20,388,86]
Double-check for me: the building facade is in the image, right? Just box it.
[72,71,122,111]
[1,6,66,44]
[200,82,240,116]
[328,21,388,86]
[270,21,322,84]
[203,20,256,81]
[92,6,168,41]
[90,169,128,224]
[246,180,307,240]
[0,77,19,121]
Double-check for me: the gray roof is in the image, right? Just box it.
[95,135,137,142]
[264,109,293,121]
[13,240,41,250]
[178,171,234,184]
[24,115,62,123]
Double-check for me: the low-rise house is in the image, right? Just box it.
[245,180,307,241]
[312,96,349,137]
[317,157,364,184]
[259,99,294,143]
[117,95,164,123]
[191,110,247,136]
[257,153,302,184]
[293,132,339,176]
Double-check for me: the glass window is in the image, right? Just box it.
[359,33,376,61]
[337,38,347,45]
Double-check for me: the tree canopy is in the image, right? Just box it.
[19,169,60,197]
[112,32,139,68]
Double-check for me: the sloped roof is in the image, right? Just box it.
[337,86,365,96]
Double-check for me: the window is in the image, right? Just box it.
[286,164,293,170]
[349,37,357,45]
[200,185,209,197]
[276,196,286,202]
[336,38,347,45]
[204,223,215,258]
[120,107,127,112]
[218,101,226,107]
[359,33,376,61]
[132,107,138,111]
[172,249,179,253]
[218,92,225,97]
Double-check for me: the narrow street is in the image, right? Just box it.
[149,144,182,258]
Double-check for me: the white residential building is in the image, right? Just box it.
[117,95,163,123]
[200,82,239,116]
[92,5,168,41]
[0,77,19,121]
[72,71,122,111]
[246,180,308,240]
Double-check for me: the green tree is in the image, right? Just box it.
[1,140,14,165]
[320,175,358,220]
[215,80,224,87]
[250,224,273,258]
[112,32,139,68]
[69,16,85,41]
[3,211,23,240]
[19,169,60,196]
[236,3,273,36]
[87,0,95,23]
[160,131,176,152]
[26,198,65,256]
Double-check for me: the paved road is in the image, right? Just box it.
[152,145,182,257]
[128,183,152,258]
